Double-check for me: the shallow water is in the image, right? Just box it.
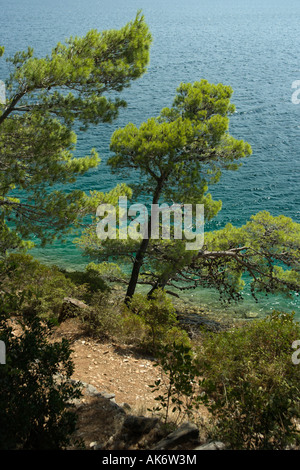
[0,0,299,317]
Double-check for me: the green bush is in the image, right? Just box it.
[79,290,122,339]
[61,264,109,303]
[0,253,86,319]
[117,308,150,348]
[149,341,201,425]
[124,289,179,353]
[196,311,300,449]
[0,292,82,449]
[162,325,192,350]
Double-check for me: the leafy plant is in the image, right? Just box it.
[79,290,122,339]
[61,264,109,303]
[0,12,151,251]
[0,291,82,449]
[0,253,86,318]
[196,311,300,449]
[125,289,178,353]
[149,341,202,425]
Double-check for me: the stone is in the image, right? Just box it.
[58,297,90,321]
[244,311,258,318]
[120,402,131,411]
[63,297,89,309]
[89,441,98,448]
[85,384,102,397]
[100,391,116,400]
[194,441,226,450]
[123,415,159,436]
[152,421,199,450]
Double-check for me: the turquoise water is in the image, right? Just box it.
[0,0,299,317]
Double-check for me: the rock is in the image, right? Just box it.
[63,297,89,309]
[194,441,226,450]
[89,441,99,448]
[244,311,258,319]
[105,415,160,449]
[120,402,132,411]
[152,422,199,450]
[100,391,116,400]
[59,297,90,322]
[85,383,102,397]
[123,415,159,436]
[81,383,117,403]
[89,440,104,451]
[177,313,223,332]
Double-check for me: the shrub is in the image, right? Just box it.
[0,292,82,449]
[79,290,122,339]
[0,253,86,319]
[125,289,178,353]
[196,311,300,449]
[117,309,150,349]
[61,264,109,303]
[162,325,192,349]
[149,341,202,425]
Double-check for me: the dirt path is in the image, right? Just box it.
[52,318,165,414]
[51,318,208,450]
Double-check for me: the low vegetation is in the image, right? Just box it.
[0,255,299,450]
[196,311,300,449]
[1,14,299,450]
[0,290,82,449]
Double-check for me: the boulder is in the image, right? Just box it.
[152,421,199,450]
[177,312,224,333]
[194,441,226,450]
[58,297,89,322]
[122,415,159,436]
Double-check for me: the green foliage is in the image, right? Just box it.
[0,253,86,318]
[116,307,150,348]
[196,311,300,449]
[61,264,109,303]
[125,289,178,352]
[109,79,251,206]
[102,289,192,354]
[0,12,151,250]
[149,341,201,425]
[201,211,300,300]
[0,292,82,449]
[78,76,300,306]
[78,290,122,339]
[163,325,192,350]
[79,78,252,300]
[85,261,128,285]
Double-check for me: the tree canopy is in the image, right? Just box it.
[0,12,152,252]
[78,80,300,305]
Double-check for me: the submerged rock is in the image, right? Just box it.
[177,312,224,332]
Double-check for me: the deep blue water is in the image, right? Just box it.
[0,0,299,317]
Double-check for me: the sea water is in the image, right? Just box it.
[0,0,299,317]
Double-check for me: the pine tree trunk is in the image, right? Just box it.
[125,180,163,304]
[125,236,151,303]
